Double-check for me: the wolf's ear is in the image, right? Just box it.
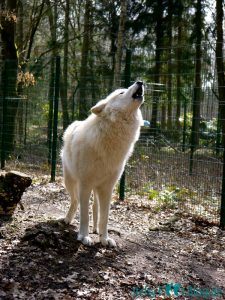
[91,100,106,115]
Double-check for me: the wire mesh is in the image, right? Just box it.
[126,139,222,223]
[125,44,224,224]
[0,45,224,224]
[0,57,60,174]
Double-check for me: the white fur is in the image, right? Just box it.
[61,82,144,247]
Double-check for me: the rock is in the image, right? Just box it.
[0,171,32,216]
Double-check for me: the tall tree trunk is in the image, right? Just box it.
[176,24,182,130]
[190,0,202,149]
[78,0,92,120]
[190,0,202,173]
[151,0,164,132]
[175,2,184,131]
[16,0,24,144]
[216,0,225,145]
[167,0,173,130]
[113,0,128,89]
[109,4,118,91]
[60,0,70,130]
[0,0,19,158]
[46,0,57,164]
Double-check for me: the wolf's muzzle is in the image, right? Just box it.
[132,81,144,101]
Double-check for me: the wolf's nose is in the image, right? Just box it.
[136,81,143,86]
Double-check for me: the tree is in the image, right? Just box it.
[26,0,45,61]
[190,0,203,173]
[0,0,218,163]
[16,0,24,143]
[166,0,173,130]
[94,1,120,91]
[46,0,57,164]
[150,0,165,132]
[78,0,92,120]
[60,0,70,130]
[0,0,19,159]
[174,1,184,130]
[215,0,225,146]
[16,0,46,146]
[113,0,128,88]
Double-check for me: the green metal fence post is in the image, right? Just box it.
[51,56,60,182]
[48,58,55,165]
[220,140,225,228]
[119,49,131,200]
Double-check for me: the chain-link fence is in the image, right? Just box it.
[0,47,225,226]
[125,44,225,226]
[126,139,223,224]
[0,57,60,176]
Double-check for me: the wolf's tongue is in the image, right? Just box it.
[132,86,143,98]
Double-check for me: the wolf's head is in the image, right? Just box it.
[91,82,144,119]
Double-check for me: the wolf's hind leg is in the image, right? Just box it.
[64,168,78,224]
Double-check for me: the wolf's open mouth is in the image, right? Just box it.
[132,85,143,100]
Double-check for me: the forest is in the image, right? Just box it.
[0,0,225,299]
[0,0,224,155]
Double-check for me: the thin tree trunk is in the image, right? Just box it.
[175,2,184,131]
[151,0,164,132]
[109,4,117,91]
[167,0,173,130]
[17,0,24,144]
[190,0,202,173]
[191,0,202,149]
[60,0,70,130]
[176,25,182,130]
[46,0,57,163]
[78,0,92,120]
[113,0,128,89]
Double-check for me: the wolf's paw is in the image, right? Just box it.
[56,217,67,223]
[100,237,117,247]
[77,234,93,246]
[93,227,99,234]
[64,217,72,225]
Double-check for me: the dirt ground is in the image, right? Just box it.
[0,176,225,300]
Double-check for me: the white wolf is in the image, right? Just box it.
[61,81,144,247]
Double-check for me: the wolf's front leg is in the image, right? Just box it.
[77,188,93,246]
[92,191,99,233]
[97,187,116,247]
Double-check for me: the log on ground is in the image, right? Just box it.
[0,171,32,216]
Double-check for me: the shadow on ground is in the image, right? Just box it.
[0,220,125,299]
[1,218,225,299]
